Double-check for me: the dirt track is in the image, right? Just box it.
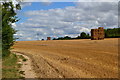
[13,38,118,78]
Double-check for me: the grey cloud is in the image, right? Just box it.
[14,2,118,40]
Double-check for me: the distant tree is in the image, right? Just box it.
[64,36,71,40]
[53,36,72,40]
[104,28,120,38]
[80,32,87,39]
[86,33,90,39]
[76,36,81,39]
[53,38,57,40]
[2,2,21,57]
[57,37,64,40]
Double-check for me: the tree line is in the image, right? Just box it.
[104,28,120,38]
[53,28,120,40]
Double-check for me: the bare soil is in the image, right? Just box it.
[14,52,37,78]
[12,38,118,78]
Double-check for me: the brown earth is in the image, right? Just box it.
[12,38,119,78]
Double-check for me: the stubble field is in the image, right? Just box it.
[13,38,118,78]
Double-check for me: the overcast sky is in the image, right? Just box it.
[12,2,118,41]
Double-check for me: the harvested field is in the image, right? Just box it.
[12,38,118,78]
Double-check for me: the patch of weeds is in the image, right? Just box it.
[19,71,25,75]
[22,58,27,62]
[18,55,28,62]
[17,63,22,68]
[18,55,24,59]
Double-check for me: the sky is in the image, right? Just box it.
[12,2,118,41]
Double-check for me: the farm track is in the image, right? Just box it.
[12,38,119,78]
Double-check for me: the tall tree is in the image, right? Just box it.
[2,2,21,57]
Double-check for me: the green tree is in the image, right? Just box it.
[80,32,87,39]
[104,28,120,38]
[2,2,21,57]
[64,36,71,40]
[87,33,91,38]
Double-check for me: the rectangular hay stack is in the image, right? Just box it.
[47,37,51,40]
[91,27,104,40]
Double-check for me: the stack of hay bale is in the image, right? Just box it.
[98,27,104,40]
[91,27,104,40]
[91,29,98,40]
[47,37,51,40]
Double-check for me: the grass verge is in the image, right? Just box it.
[2,53,23,79]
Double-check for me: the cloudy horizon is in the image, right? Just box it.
[12,2,118,41]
